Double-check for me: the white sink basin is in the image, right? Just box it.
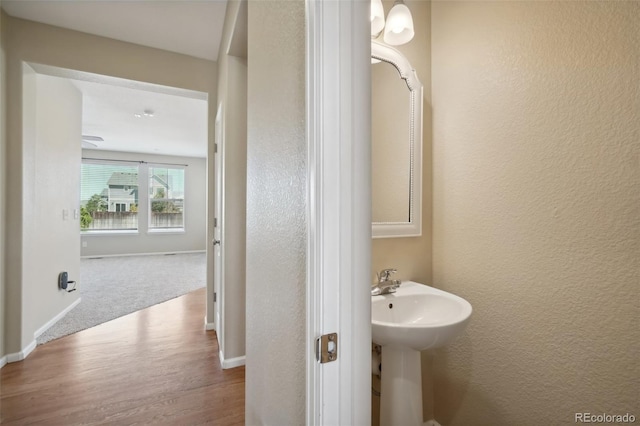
[372,281,472,426]
[372,281,472,351]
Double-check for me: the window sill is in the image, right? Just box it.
[81,230,139,236]
[147,228,186,235]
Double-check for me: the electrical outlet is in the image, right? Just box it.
[62,209,69,220]
[74,209,79,220]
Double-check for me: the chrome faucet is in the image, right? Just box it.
[371,268,401,296]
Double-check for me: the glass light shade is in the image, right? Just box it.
[371,0,385,36]
[383,2,414,45]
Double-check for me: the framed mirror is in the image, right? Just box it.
[371,40,423,238]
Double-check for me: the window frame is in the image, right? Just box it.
[80,159,141,234]
[147,164,186,233]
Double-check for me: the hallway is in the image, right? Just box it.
[0,288,244,425]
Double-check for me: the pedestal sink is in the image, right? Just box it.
[372,281,472,426]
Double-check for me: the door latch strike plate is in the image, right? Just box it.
[316,333,338,363]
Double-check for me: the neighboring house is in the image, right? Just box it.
[100,171,182,212]
[149,171,185,210]
[149,171,171,199]
[102,172,139,212]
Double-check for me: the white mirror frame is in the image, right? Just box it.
[371,40,423,238]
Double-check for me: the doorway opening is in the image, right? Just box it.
[26,65,210,345]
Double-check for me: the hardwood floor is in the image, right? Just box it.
[0,288,245,425]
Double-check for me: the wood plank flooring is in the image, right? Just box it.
[0,288,244,425]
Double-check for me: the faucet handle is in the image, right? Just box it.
[377,268,397,282]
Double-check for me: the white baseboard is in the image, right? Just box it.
[219,349,245,369]
[81,250,205,259]
[204,316,216,331]
[34,297,82,339]
[6,340,37,364]
[3,298,83,367]
[23,340,37,358]
[424,420,442,426]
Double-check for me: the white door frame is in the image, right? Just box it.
[306,0,371,424]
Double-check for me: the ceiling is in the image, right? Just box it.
[1,1,219,158]
[73,77,208,158]
[1,0,228,61]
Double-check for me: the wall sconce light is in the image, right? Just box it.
[371,0,386,36]
[371,0,415,46]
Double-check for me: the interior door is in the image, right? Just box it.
[213,105,224,354]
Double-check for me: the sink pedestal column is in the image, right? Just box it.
[380,345,423,426]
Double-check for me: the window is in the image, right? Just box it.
[81,162,139,231]
[149,166,185,230]
[81,161,186,233]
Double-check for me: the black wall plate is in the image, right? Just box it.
[58,271,69,290]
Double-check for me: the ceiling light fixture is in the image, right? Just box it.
[134,109,155,118]
[371,0,415,46]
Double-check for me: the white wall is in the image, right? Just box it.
[0,3,6,362]
[221,55,247,360]
[2,12,216,355]
[80,150,207,257]
[432,2,639,424]
[246,0,306,423]
[21,72,81,347]
[213,0,247,361]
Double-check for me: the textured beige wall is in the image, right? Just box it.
[246,0,306,423]
[2,13,216,354]
[214,0,247,361]
[371,0,432,286]
[432,2,640,424]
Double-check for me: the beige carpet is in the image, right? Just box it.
[37,252,206,344]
